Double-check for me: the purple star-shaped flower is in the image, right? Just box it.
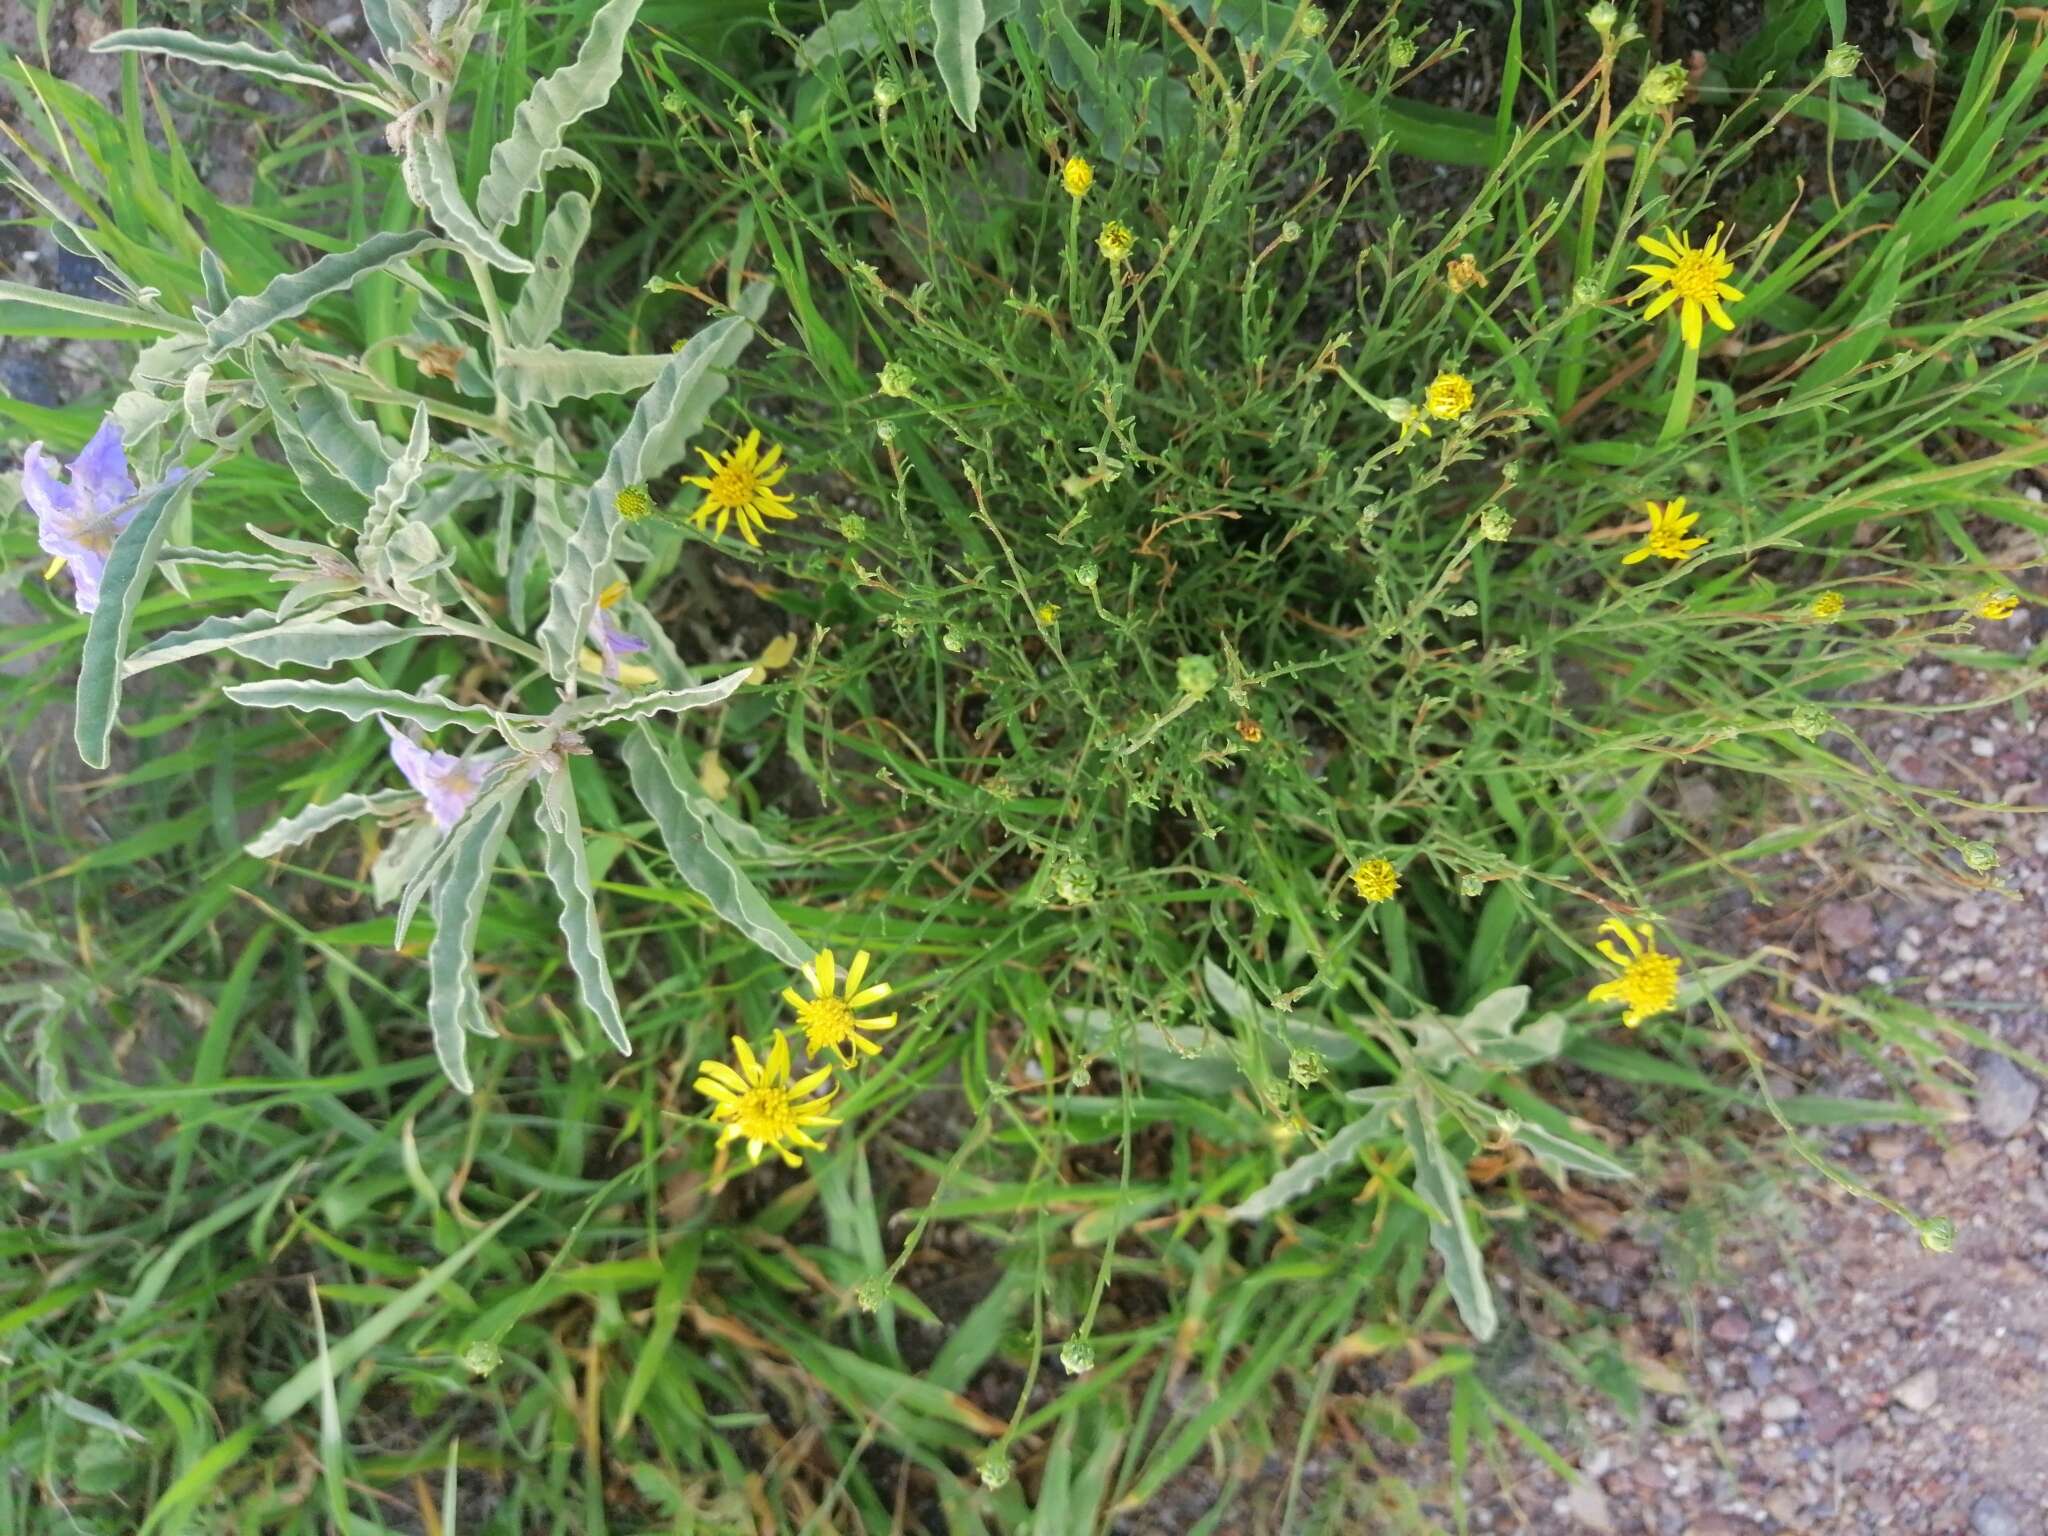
[22,417,140,614]
[588,607,651,682]
[383,720,485,832]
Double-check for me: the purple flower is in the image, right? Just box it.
[587,579,651,682]
[22,417,140,614]
[383,720,485,832]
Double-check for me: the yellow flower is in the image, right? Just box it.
[1387,399,1432,450]
[1445,254,1487,294]
[1809,590,1845,622]
[1097,220,1135,263]
[1627,223,1744,349]
[683,429,799,547]
[1062,155,1093,197]
[1350,858,1400,904]
[782,948,897,1069]
[1424,371,1475,421]
[1586,918,1681,1028]
[693,1030,839,1167]
[1622,497,1707,565]
[1975,588,2020,621]
[615,484,654,521]
[1036,602,1061,624]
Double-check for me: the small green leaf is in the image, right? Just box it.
[126,610,409,675]
[74,469,203,769]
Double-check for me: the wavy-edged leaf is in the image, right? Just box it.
[1063,1008,1246,1094]
[536,298,767,682]
[535,767,629,1054]
[1512,1120,1634,1183]
[204,229,435,359]
[474,0,644,230]
[125,608,409,675]
[1404,1086,1499,1342]
[249,353,370,528]
[406,134,533,274]
[506,192,592,347]
[373,819,438,907]
[294,371,395,496]
[796,0,920,67]
[552,666,752,732]
[0,898,65,965]
[393,770,522,948]
[1226,1100,1396,1222]
[930,0,986,127]
[222,677,501,732]
[621,727,806,965]
[246,790,419,858]
[426,794,515,1093]
[75,469,203,769]
[495,346,667,409]
[88,29,393,112]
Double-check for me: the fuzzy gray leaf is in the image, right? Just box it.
[535,767,630,1054]
[204,229,435,359]
[426,793,515,1092]
[245,790,419,858]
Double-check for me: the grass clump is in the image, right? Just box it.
[2,2,2044,1529]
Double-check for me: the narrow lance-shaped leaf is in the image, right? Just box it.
[223,677,504,732]
[536,304,764,684]
[1226,1102,1395,1222]
[551,666,753,733]
[505,192,592,348]
[125,609,410,676]
[204,229,436,359]
[406,134,534,274]
[1404,1085,1500,1342]
[494,347,668,409]
[425,794,516,1093]
[474,0,646,230]
[930,0,987,127]
[535,767,630,1054]
[75,470,204,769]
[250,351,371,528]
[622,728,808,966]
[246,790,420,858]
[89,29,394,113]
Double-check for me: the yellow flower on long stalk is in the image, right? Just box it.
[1586,919,1681,1028]
[1062,155,1094,197]
[694,1030,839,1167]
[1351,858,1400,904]
[1424,371,1475,421]
[783,948,898,1068]
[1627,224,1744,349]
[684,429,798,547]
[1975,588,2020,621]
[1097,220,1135,263]
[1809,590,1845,622]
[1621,497,1707,565]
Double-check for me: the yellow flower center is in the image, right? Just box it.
[706,458,760,511]
[795,995,858,1051]
[1425,373,1474,420]
[1613,951,1679,1017]
[1352,859,1399,903]
[731,1083,799,1142]
[1645,524,1695,559]
[1666,248,1723,305]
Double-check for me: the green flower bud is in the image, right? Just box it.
[1479,505,1514,542]
[1060,1337,1097,1375]
[873,73,903,111]
[1960,840,1999,873]
[460,1340,501,1378]
[1789,703,1831,742]
[1388,36,1417,68]
[1639,61,1688,108]
[1287,1047,1327,1087]
[1177,654,1219,697]
[977,1450,1012,1490]
[1823,43,1861,79]
[855,1275,889,1312]
[877,361,916,399]
[1918,1217,1955,1253]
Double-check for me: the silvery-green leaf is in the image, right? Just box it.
[246,524,346,563]
[157,544,304,574]
[277,576,364,618]
[357,406,443,608]
[1226,1102,1394,1222]
[1404,1086,1499,1342]
[406,133,533,274]
[124,606,409,675]
[223,677,501,732]
[1511,1120,1634,1183]
[246,789,419,858]
[199,247,229,317]
[506,192,591,347]
[250,352,369,528]
[89,29,394,112]
[551,666,752,732]
[0,898,64,965]
[795,0,920,67]
[535,767,630,1053]
[204,230,435,359]
[373,817,440,906]
[635,282,772,481]
[536,301,766,683]
[17,987,81,1142]
[929,0,986,127]
[75,469,204,769]
[393,771,522,947]
[1402,985,1565,1076]
[0,278,197,337]
[494,346,668,409]
[474,0,644,230]
[1063,1007,1246,1094]
[1202,959,1367,1070]
[621,728,807,966]
[426,793,515,1092]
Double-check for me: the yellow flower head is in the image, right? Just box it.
[683,429,799,548]
[1036,602,1061,625]
[1351,857,1400,904]
[1809,590,1845,622]
[1445,254,1487,294]
[1622,496,1707,565]
[1586,918,1680,1028]
[1097,220,1135,263]
[1975,588,2021,621]
[1627,223,1744,349]
[694,1030,839,1167]
[1062,156,1094,197]
[615,484,655,522]
[783,948,897,1069]
[1424,371,1475,421]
